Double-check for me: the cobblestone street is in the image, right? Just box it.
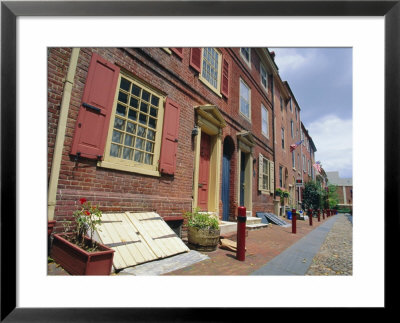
[306,214,353,275]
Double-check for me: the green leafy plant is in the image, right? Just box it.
[275,188,283,197]
[302,181,322,210]
[73,198,102,247]
[282,190,290,198]
[184,207,219,230]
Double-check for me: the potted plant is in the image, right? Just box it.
[185,207,220,251]
[51,198,115,275]
[275,188,283,197]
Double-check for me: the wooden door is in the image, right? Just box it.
[198,133,211,211]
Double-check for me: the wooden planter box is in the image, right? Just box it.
[187,227,220,251]
[51,233,115,275]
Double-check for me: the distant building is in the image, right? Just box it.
[326,171,353,209]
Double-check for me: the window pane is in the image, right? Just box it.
[134,150,143,162]
[116,104,126,117]
[130,97,139,109]
[140,102,148,114]
[131,84,141,97]
[120,78,131,92]
[128,109,137,121]
[114,118,125,130]
[126,122,136,134]
[137,126,146,138]
[148,117,157,129]
[145,141,154,153]
[147,129,155,141]
[110,144,121,157]
[144,154,153,165]
[150,107,158,117]
[122,147,132,160]
[118,91,128,104]
[151,96,159,107]
[135,138,144,150]
[141,90,150,102]
[112,130,122,143]
[139,113,147,125]
[124,134,134,147]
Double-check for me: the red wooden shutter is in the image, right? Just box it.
[221,56,229,98]
[171,48,184,59]
[159,98,181,175]
[71,53,120,159]
[189,48,202,73]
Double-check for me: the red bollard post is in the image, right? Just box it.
[308,209,312,226]
[327,209,331,217]
[317,209,321,222]
[322,209,325,220]
[292,208,297,234]
[236,206,247,261]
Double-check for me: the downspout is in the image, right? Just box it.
[48,48,80,221]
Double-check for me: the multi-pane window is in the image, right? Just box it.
[303,155,306,172]
[240,48,251,65]
[261,104,269,137]
[240,79,251,119]
[280,96,283,112]
[297,153,300,169]
[201,48,221,91]
[260,63,268,90]
[261,157,270,191]
[109,76,161,166]
[290,98,293,112]
[281,128,285,149]
[279,166,283,187]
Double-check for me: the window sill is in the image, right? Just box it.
[98,160,161,177]
[239,111,252,123]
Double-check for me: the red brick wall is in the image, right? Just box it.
[48,47,276,232]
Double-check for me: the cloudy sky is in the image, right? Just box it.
[269,48,353,179]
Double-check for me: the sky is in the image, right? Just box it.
[269,48,353,179]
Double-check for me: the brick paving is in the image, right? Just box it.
[48,215,346,276]
[306,214,352,275]
[164,216,327,276]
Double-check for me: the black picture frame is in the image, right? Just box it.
[1,1,398,321]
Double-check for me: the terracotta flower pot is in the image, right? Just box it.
[187,226,220,251]
[51,233,115,275]
[48,220,56,236]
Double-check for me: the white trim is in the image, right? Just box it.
[240,47,251,68]
[239,78,251,121]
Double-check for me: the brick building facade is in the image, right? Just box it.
[48,47,287,234]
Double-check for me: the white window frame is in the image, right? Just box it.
[261,103,269,138]
[260,63,268,91]
[260,155,271,192]
[240,48,251,68]
[281,127,285,149]
[198,47,222,97]
[100,73,165,177]
[239,78,251,121]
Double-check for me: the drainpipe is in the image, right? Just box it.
[48,48,80,221]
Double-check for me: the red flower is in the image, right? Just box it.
[79,198,87,205]
[85,211,90,216]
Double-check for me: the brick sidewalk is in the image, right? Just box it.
[164,216,328,275]
[48,215,332,276]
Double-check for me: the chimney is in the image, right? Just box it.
[270,51,276,60]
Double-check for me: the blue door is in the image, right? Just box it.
[222,152,231,221]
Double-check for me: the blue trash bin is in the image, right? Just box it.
[287,211,292,220]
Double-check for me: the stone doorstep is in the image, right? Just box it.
[219,217,265,235]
